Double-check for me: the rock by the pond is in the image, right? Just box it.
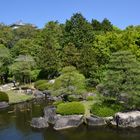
[104,116,113,124]
[54,115,83,130]
[34,90,45,98]
[0,102,9,109]
[31,117,49,128]
[86,116,106,126]
[26,89,33,95]
[112,111,140,128]
[43,90,51,97]
[44,106,58,124]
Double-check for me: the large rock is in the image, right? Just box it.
[86,116,106,126]
[0,83,14,91]
[34,90,45,98]
[43,90,51,97]
[31,117,49,128]
[0,102,9,109]
[112,111,140,128]
[54,115,83,130]
[44,106,58,124]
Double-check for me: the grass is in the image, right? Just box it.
[6,90,34,104]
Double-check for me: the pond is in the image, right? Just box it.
[0,100,140,140]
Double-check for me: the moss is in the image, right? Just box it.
[0,91,9,102]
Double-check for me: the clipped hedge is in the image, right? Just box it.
[0,91,9,102]
[56,102,85,115]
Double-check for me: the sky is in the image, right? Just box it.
[0,0,140,29]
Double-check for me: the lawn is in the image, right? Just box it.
[7,90,34,104]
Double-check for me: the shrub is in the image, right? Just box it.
[86,96,94,101]
[53,101,64,106]
[34,80,48,88]
[0,91,9,102]
[53,66,86,96]
[91,104,117,117]
[36,83,49,91]
[56,102,85,115]
[67,95,81,102]
[34,80,51,91]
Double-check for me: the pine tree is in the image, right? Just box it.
[100,51,140,108]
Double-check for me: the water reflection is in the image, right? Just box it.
[0,100,140,140]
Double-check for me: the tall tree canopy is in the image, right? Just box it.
[99,51,140,108]
[63,13,94,48]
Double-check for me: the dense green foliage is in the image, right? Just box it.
[0,91,9,102]
[91,104,117,117]
[0,13,140,108]
[98,51,140,109]
[91,98,124,117]
[34,80,51,91]
[86,96,94,101]
[56,102,85,115]
[52,66,86,96]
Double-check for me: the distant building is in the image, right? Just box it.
[10,20,37,29]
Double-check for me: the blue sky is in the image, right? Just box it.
[0,0,140,29]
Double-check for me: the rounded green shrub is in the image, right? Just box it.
[36,83,49,91]
[91,103,118,117]
[34,80,48,88]
[67,95,80,102]
[34,80,51,91]
[86,96,94,101]
[56,102,85,115]
[0,91,9,102]
[53,101,64,106]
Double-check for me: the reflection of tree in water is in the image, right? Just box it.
[14,100,48,134]
[43,125,87,140]
[0,109,13,128]
[14,103,32,134]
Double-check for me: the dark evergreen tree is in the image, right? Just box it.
[91,19,102,31]
[63,13,94,48]
[99,51,140,108]
[101,18,113,32]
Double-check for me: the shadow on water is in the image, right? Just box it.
[0,100,140,140]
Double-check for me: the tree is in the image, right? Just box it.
[39,21,63,49]
[52,66,86,96]
[101,18,113,32]
[78,46,97,77]
[62,43,80,67]
[0,24,14,48]
[34,22,63,79]
[9,55,35,84]
[99,51,140,108]
[12,25,38,40]
[36,45,61,79]
[63,13,94,48]
[11,39,40,58]
[0,44,11,83]
[91,19,102,31]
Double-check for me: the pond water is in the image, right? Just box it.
[0,100,140,140]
